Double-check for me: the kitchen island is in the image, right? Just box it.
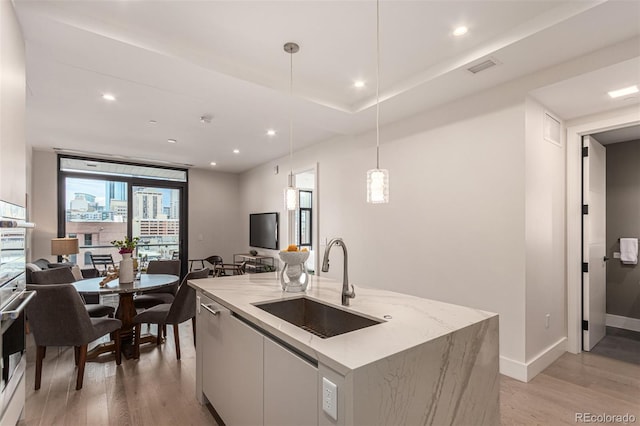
[189,273,499,426]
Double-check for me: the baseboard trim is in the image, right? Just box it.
[499,356,527,382]
[499,337,567,383]
[606,314,640,332]
[525,337,567,381]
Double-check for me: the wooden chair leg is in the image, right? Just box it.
[134,324,142,359]
[114,329,122,365]
[74,346,80,366]
[173,324,181,360]
[76,344,88,390]
[162,324,167,338]
[156,324,162,346]
[192,317,196,346]
[35,346,45,391]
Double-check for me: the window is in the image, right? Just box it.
[297,190,312,248]
[58,155,188,275]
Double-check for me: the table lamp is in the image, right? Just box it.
[51,237,79,263]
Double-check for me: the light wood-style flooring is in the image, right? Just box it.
[18,323,640,426]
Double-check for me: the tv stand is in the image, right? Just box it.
[233,253,275,273]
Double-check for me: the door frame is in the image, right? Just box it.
[288,163,319,273]
[566,106,640,354]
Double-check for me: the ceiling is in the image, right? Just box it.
[592,124,640,145]
[13,0,640,172]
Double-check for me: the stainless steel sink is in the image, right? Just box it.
[254,297,382,338]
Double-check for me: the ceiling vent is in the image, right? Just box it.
[466,57,500,74]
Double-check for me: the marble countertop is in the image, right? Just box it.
[188,273,497,375]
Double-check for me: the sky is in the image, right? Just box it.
[65,178,174,210]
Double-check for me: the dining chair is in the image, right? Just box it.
[204,255,223,275]
[89,253,116,276]
[29,267,115,318]
[134,260,181,310]
[25,284,122,390]
[213,261,247,277]
[133,268,210,360]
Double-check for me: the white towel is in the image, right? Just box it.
[620,238,638,265]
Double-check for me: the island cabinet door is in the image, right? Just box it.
[201,301,264,426]
[264,337,318,426]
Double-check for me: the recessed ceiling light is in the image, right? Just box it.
[168,139,177,144]
[210,162,217,166]
[233,149,240,154]
[102,93,116,101]
[608,85,639,99]
[453,26,468,37]
[354,80,366,88]
[267,129,276,136]
[149,120,157,124]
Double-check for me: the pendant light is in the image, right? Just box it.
[366,0,389,204]
[284,42,299,211]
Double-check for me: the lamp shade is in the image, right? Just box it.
[51,238,79,256]
[367,168,389,203]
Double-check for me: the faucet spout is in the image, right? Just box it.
[321,238,356,306]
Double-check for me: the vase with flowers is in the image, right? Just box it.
[111,236,140,283]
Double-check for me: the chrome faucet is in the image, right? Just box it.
[321,238,356,306]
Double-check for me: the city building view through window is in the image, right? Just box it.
[65,177,181,268]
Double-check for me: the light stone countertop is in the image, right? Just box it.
[189,273,497,376]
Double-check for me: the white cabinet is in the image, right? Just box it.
[199,296,263,426]
[264,337,318,426]
[197,291,320,426]
[0,0,26,206]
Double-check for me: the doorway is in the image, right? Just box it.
[132,185,184,269]
[567,108,640,354]
[580,125,640,364]
[289,164,319,273]
[589,127,640,363]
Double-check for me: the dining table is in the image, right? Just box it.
[73,273,179,359]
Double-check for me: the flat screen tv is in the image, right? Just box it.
[250,212,279,250]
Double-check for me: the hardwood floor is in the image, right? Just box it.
[591,327,640,365]
[19,323,216,426]
[19,324,640,426]
[501,352,640,425]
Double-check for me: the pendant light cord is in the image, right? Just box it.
[375,0,380,170]
[289,48,294,182]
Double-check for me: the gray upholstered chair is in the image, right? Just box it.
[134,260,181,310]
[25,284,122,390]
[29,267,115,318]
[27,258,98,281]
[133,268,209,360]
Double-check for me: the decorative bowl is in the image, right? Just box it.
[278,251,309,265]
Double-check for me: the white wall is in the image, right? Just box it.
[524,98,567,366]
[30,150,58,262]
[188,167,243,265]
[236,40,640,380]
[0,0,26,206]
[240,87,529,366]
